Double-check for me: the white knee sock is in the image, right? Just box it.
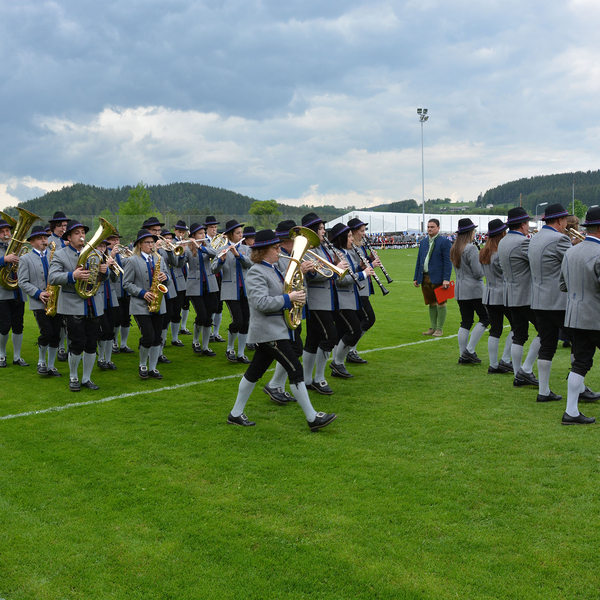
[48,346,58,369]
[0,333,8,357]
[171,322,180,343]
[60,327,67,350]
[566,372,584,417]
[269,362,288,389]
[227,330,237,353]
[458,327,470,355]
[105,341,113,363]
[193,324,201,344]
[68,352,81,379]
[213,312,223,336]
[333,342,351,365]
[149,345,161,371]
[120,326,130,348]
[488,336,500,368]
[113,326,120,345]
[290,382,317,422]
[139,346,150,367]
[522,336,541,373]
[537,359,552,396]
[237,333,248,357]
[467,322,487,353]
[97,340,106,362]
[231,376,256,417]
[302,351,317,385]
[82,352,95,383]
[12,333,23,360]
[161,328,168,346]
[39,344,48,365]
[181,309,189,330]
[501,331,513,362]
[202,327,211,350]
[314,348,330,383]
[511,344,524,376]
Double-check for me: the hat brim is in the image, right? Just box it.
[224,223,244,234]
[135,234,159,245]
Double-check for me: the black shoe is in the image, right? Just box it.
[112,343,120,354]
[37,363,48,375]
[179,328,192,336]
[458,355,471,364]
[459,350,481,364]
[201,348,217,357]
[346,350,368,364]
[488,365,506,374]
[82,380,100,390]
[515,368,539,387]
[47,367,62,377]
[98,360,110,371]
[498,359,513,373]
[237,355,251,364]
[226,350,237,363]
[579,386,600,403]
[537,391,563,402]
[149,369,163,379]
[307,380,334,395]
[192,342,203,354]
[246,343,257,351]
[263,385,290,405]
[308,412,337,432]
[69,377,80,392]
[330,361,353,378]
[105,361,117,370]
[209,334,216,342]
[57,349,68,362]
[13,358,29,367]
[158,355,172,364]
[213,334,226,343]
[562,340,572,348]
[227,412,256,426]
[120,345,134,354]
[139,366,149,379]
[171,339,185,347]
[562,412,596,425]
[513,376,528,387]
[0,357,6,368]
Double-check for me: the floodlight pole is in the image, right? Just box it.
[417,108,429,233]
[536,202,548,228]
[572,180,575,216]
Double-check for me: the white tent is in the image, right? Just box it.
[327,210,511,234]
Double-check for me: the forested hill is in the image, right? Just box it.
[11,182,260,216]
[482,170,600,211]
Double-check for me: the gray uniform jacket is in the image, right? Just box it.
[348,246,373,297]
[169,238,188,294]
[336,248,365,310]
[560,237,600,331]
[48,246,107,316]
[528,225,571,311]
[48,233,66,252]
[17,249,49,311]
[157,248,185,299]
[482,251,504,305]
[497,231,532,307]
[98,269,119,309]
[454,243,484,301]
[123,254,170,316]
[185,245,218,296]
[0,243,25,301]
[113,253,130,298]
[211,244,252,301]
[305,245,339,311]
[246,261,293,344]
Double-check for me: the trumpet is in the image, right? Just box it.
[567,227,586,243]
[100,250,124,276]
[156,235,184,256]
[322,236,364,290]
[114,244,133,257]
[218,238,245,259]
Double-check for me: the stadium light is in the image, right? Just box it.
[417,108,429,233]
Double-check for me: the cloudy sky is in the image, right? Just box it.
[1,0,599,210]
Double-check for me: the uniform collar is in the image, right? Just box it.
[585,236,600,245]
[508,230,525,237]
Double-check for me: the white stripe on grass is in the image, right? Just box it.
[0,334,461,422]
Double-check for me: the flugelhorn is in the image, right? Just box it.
[156,235,184,256]
[567,227,585,243]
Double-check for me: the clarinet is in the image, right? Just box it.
[362,239,394,284]
[351,242,389,296]
[321,237,364,290]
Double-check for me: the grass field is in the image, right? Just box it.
[1,249,599,600]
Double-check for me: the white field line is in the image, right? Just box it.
[1,334,465,422]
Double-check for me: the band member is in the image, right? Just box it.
[347,217,382,364]
[559,206,600,424]
[204,215,225,342]
[300,212,348,395]
[123,229,170,380]
[329,223,374,378]
[48,220,111,391]
[170,220,190,344]
[211,219,252,363]
[227,229,337,432]
[185,223,218,356]
[96,239,120,371]
[108,233,134,354]
[0,218,28,368]
[48,211,69,362]
[479,219,514,374]
[243,226,256,247]
[17,226,62,375]
[450,218,490,364]
[497,207,541,387]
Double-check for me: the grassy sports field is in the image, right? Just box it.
[1,249,599,600]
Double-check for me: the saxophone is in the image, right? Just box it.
[44,242,60,317]
[148,252,168,313]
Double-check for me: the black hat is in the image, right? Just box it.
[160,228,174,238]
[27,225,49,241]
[203,216,219,226]
[243,226,256,237]
[189,222,206,235]
[105,230,120,239]
[142,216,165,228]
[252,229,280,248]
[302,212,323,228]
[583,207,600,227]
[456,218,476,234]
[276,220,297,239]
[49,211,68,223]
[0,219,13,230]
[348,217,367,230]
[486,219,508,237]
[329,223,350,240]
[506,207,530,225]
[44,226,51,234]
[542,203,569,221]
[224,219,244,234]
[134,229,159,245]
[174,220,189,231]
[62,220,90,240]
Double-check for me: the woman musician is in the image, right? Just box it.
[123,229,170,380]
[227,229,337,432]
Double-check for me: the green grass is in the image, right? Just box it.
[1,250,599,599]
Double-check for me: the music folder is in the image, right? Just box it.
[434,281,455,303]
